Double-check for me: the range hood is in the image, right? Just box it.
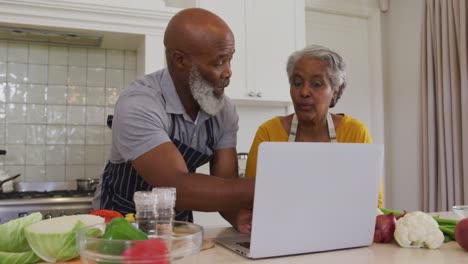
[0,26,102,47]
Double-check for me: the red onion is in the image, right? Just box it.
[455,218,468,251]
[373,213,396,243]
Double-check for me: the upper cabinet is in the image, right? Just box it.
[197,0,305,106]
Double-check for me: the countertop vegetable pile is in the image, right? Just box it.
[374,208,464,250]
[0,213,106,264]
[0,210,171,263]
[0,212,43,264]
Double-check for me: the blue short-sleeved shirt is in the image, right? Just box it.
[109,68,239,163]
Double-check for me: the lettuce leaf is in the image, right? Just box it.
[0,251,42,264]
[0,212,42,252]
[25,214,104,263]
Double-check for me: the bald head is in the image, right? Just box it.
[164,8,233,58]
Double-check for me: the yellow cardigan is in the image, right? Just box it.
[245,114,384,208]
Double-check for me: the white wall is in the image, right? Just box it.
[382,0,424,211]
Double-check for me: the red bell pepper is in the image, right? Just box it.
[89,209,123,223]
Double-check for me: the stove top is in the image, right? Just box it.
[0,190,95,224]
[0,190,94,200]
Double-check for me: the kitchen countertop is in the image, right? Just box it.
[182,211,466,264]
[43,211,467,263]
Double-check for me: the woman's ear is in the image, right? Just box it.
[329,91,338,108]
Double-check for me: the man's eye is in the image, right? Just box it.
[216,59,229,67]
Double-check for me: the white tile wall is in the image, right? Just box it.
[0,40,137,182]
[25,165,46,181]
[67,126,85,144]
[26,104,46,123]
[27,84,47,104]
[69,48,87,67]
[28,64,48,84]
[29,44,48,64]
[0,84,5,102]
[0,62,7,82]
[0,42,7,62]
[49,46,68,65]
[8,63,28,83]
[8,43,28,63]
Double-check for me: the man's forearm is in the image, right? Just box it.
[166,172,254,212]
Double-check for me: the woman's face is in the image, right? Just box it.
[290,57,336,124]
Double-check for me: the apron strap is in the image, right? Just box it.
[288,113,299,142]
[288,112,337,142]
[327,112,337,142]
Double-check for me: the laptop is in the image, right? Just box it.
[216,142,384,259]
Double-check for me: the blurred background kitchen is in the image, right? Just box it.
[0,0,465,227]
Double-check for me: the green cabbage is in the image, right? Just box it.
[24,214,104,263]
[0,212,43,252]
[0,250,42,264]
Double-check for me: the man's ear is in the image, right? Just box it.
[172,50,187,69]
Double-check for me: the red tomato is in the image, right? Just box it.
[122,239,169,264]
[89,209,123,223]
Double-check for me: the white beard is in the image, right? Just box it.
[189,67,225,116]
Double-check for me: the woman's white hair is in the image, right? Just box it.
[286,45,346,107]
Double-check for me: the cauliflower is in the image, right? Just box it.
[394,211,444,249]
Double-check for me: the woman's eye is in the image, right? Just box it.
[311,81,322,87]
[293,80,303,87]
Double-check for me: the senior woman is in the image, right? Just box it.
[244,44,383,208]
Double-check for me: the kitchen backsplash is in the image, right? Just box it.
[0,41,137,182]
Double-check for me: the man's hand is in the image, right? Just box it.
[236,208,253,234]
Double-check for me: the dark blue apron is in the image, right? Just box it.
[100,114,215,222]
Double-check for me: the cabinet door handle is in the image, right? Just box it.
[248,91,255,97]
[256,92,262,98]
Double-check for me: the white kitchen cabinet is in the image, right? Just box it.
[197,0,305,106]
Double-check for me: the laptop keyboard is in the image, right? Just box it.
[236,241,251,249]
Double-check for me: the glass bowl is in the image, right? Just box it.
[76,221,203,264]
[452,205,468,219]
